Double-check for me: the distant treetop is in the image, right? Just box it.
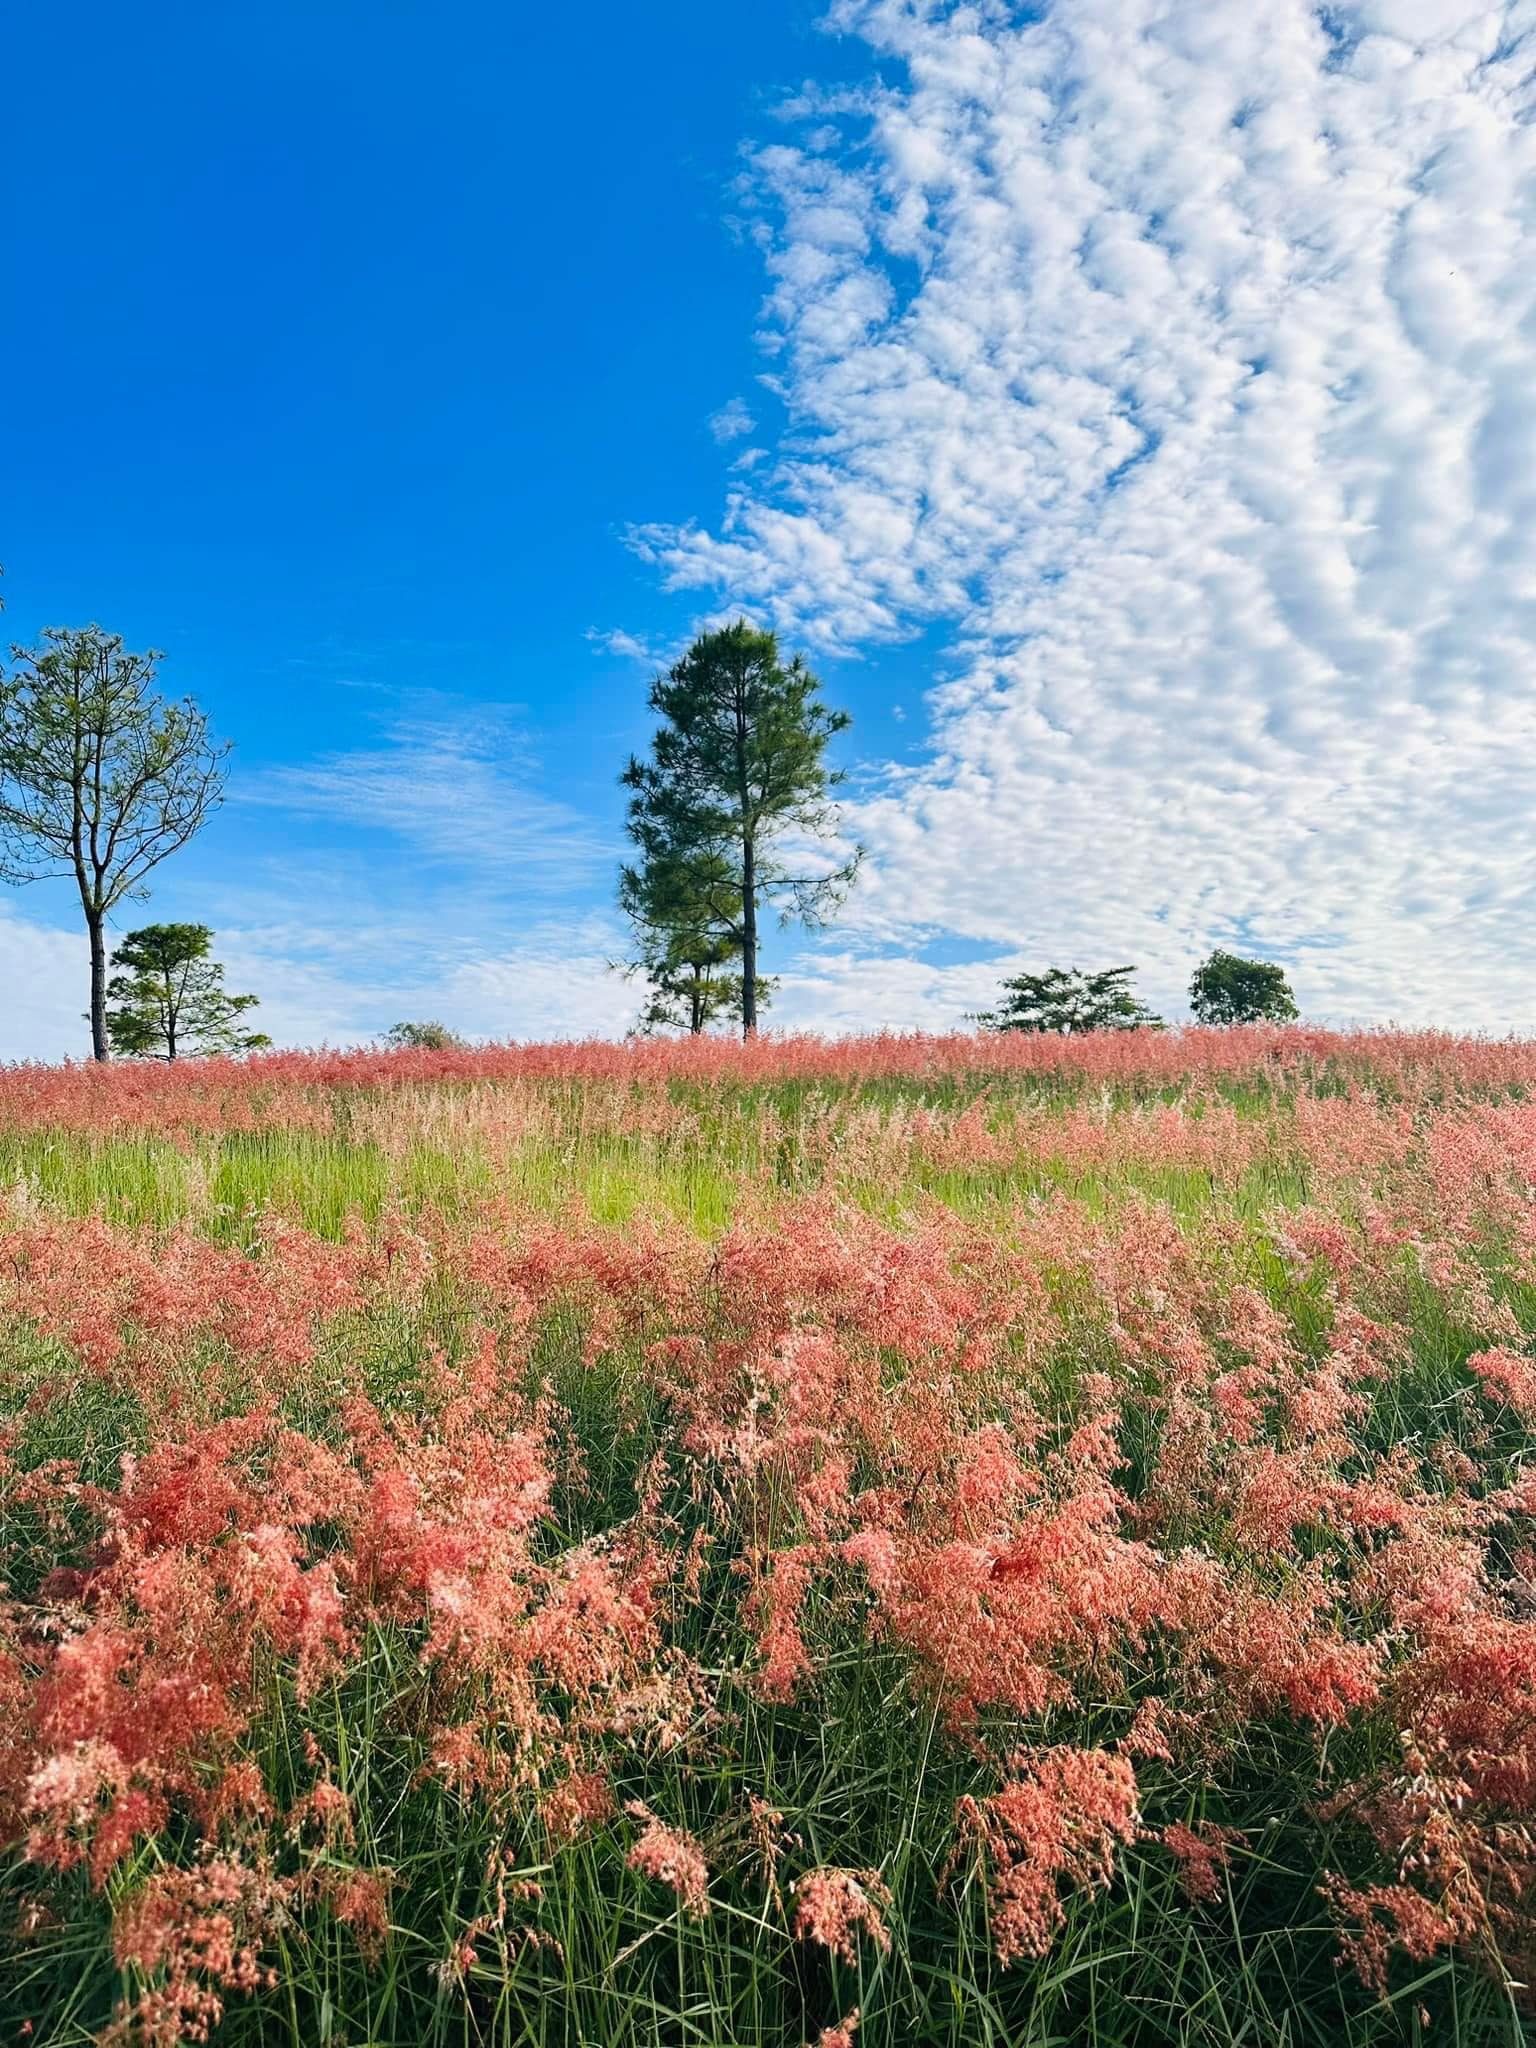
[1189,949,1298,1026]
[975,965,1163,1035]
[383,1020,464,1051]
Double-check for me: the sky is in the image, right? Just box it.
[3,0,1535,1057]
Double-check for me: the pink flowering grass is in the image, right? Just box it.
[1,1033,1535,2044]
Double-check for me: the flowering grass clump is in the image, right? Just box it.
[2,1029,1536,2045]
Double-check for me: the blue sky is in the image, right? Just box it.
[0,0,909,1050]
[5,0,1536,1053]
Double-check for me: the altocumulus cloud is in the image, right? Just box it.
[636,0,1536,1029]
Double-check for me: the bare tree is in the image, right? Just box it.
[0,626,229,1060]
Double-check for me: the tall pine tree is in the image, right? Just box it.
[620,622,858,1037]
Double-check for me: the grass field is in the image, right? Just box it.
[2,1028,1535,2047]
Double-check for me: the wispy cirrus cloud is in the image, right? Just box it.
[246,693,611,883]
[634,0,1536,1029]
[191,689,634,1045]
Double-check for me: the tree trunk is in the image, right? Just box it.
[87,913,109,1062]
[740,837,757,1039]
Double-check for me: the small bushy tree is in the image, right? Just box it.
[105,923,268,1060]
[383,1020,464,1051]
[1189,949,1298,1025]
[976,965,1163,1035]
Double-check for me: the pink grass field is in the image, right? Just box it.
[1,1028,1535,2047]
[5,1023,1536,1131]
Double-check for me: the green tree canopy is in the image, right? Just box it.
[976,965,1163,1035]
[383,1021,464,1050]
[1189,949,1298,1025]
[0,626,228,1059]
[105,924,269,1060]
[620,622,858,1037]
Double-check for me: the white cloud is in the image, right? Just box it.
[635,0,1536,1031]
[14,2,1536,1058]
[439,919,640,1040]
[0,898,642,1060]
[0,905,90,1062]
[709,396,758,443]
[768,945,1003,1035]
[213,914,639,1047]
[245,694,611,883]
[0,678,638,1056]
[588,627,663,665]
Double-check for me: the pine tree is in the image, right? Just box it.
[104,924,269,1059]
[620,622,858,1037]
